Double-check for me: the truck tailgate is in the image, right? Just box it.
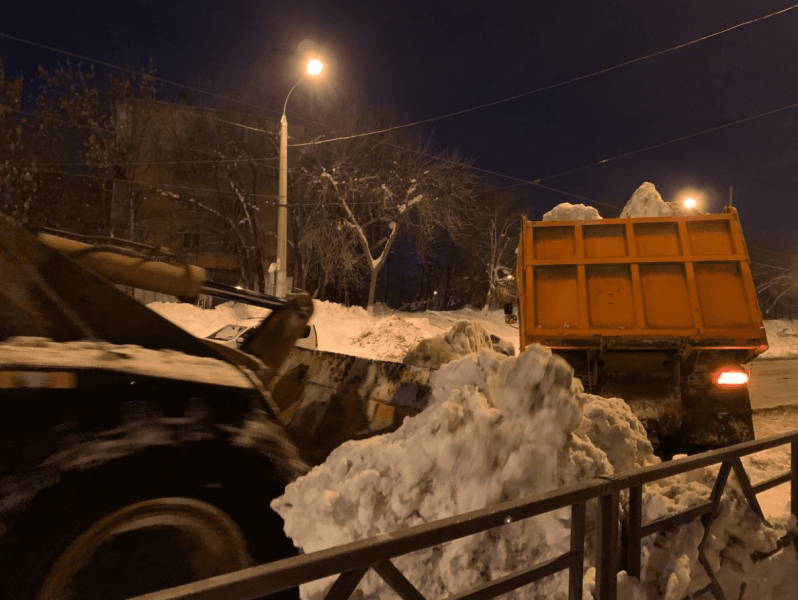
[517,208,768,354]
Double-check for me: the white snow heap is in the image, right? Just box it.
[542,202,602,222]
[272,345,660,599]
[402,320,495,369]
[146,299,798,598]
[620,182,702,218]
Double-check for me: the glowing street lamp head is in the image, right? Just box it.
[306,58,323,76]
[683,197,697,210]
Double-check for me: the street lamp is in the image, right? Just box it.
[276,57,323,297]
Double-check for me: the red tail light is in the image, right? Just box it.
[714,369,749,387]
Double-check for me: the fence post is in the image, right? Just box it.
[595,487,619,600]
[625,485,642,579]
[792,441,798,521]
[569,502,586,600]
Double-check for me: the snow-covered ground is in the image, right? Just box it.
[147,183,798,599]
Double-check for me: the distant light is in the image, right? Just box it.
[715,369,749,386]
[307,58,323,76]
[683,198,697,209]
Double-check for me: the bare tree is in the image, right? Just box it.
[750,246,798,319]
[295,108,478,313]
[169,110,279,291]
[0,57,36,220]
[481,210,519,313]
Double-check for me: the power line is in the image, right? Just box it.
[4,3,798,212]
[288,2,798,147]
[0,31,284,119]
[537,101,798,183]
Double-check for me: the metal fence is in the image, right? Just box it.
[131,431,798,600]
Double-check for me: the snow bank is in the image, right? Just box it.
[620,182,701,218]
[542,202,602,221]
[402,320,495,369]
[761,319,798,360]
[344,315,440,362]
[148,300,268,338]
[272,346,659,599]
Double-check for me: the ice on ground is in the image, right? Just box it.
[542,202,602,221]
[403,320,495,369]
[620,182,702,218]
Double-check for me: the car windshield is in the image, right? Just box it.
[209,324,248,341]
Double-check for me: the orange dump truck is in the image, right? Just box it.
[515,206,768,453]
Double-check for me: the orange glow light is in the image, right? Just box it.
[715,369,749,386]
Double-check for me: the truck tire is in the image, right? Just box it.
[0,443,298,600]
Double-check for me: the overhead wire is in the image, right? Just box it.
[287,2,798,147]
[3,2,798,210]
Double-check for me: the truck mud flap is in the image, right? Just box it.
[680,384,755,449]
[270,348,432,464]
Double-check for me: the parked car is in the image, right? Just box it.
[206,318,318,350]
[490,334,515,357]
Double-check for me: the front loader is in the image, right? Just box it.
[0,212,431,600]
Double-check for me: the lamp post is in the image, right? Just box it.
[276,57,323,297]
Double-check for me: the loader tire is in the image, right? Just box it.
[0,444,298,600]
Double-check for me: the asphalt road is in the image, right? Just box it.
[749,358,798,410]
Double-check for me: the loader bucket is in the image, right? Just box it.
[271,348,433,464]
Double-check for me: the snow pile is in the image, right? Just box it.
[613,465,798,600]
[149,300,268,338]
[348,314,441,362]
[620,182,701,218]
[402,320,495,369]
[272,346,660,599]
[542,202,602,221]
[541,183,701,223]
[149,298,798,598]
[761,319,798,360]
[272,342,798,599]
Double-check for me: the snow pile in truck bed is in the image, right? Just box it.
[620,182,702,218]
[542,202,602,221]
[542,182,704,223]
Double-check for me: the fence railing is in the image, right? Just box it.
[131,431,798,600]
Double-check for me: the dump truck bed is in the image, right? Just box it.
[517,207,768,357]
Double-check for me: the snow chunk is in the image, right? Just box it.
[402,320,495,369]
[620,182,701,218]
[542,202,602,222]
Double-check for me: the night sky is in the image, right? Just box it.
[2,0,798,248]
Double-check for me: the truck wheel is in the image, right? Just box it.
[1,446,299,600]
